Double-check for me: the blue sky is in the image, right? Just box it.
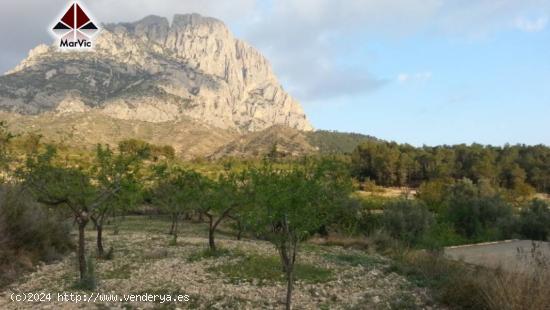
[1,0,549,146]
[302,27,550,146]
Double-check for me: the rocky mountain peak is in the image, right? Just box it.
[0,13,313,132]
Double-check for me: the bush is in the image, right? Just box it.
[444,179,514,240]
[419,221,467,250]
[0,186,72,287]
[385,239,550,310]
[518,200,550,241]
[416,179,453,213]
[73,256,97,291]
[381,200,433,245]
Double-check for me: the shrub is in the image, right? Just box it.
[73,256,97,291]
[518,200,550,241]
[444,179,514,240]
[329,197,364,236]
[416,179,453,213]
[419,221,467,250]
[0,186,72,287]
[381,200,433,246]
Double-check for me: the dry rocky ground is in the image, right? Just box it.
[0,217,439,309]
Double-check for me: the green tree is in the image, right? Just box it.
[20,145,96,280]
[382,200,434,245]
[245,160,351,310]
[20,144,136,280]
[151,165,203,243]
[197,170,250,251]
[444,179,513,240]
[518,200,550,241]
[0,121,13,182]
[89,144,145,257]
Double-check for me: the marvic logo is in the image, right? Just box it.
[52,1,99,49]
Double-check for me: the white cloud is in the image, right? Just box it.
[88,0,257,24]
[2,0,550,98]
[514,16,548,32]
[398,72,432,84]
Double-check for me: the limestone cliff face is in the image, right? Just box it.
[0,14,313,132]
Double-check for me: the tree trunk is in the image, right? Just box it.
[236,220,243,240]
[77,219,88,280]
[208,228,216,252]
[169,213,177,235]
[173,214,179,239]
[96,224,104,258]
[237,227,243,241]
[285,268,294,310]
[206,213,217,252]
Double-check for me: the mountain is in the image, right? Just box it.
[209,126,318,159]
[0,13,373,159]
[0,111,238,160]
[210,128,380,159]
[0,14,312,132]
[1,111,374,159]
[306,130,379,154]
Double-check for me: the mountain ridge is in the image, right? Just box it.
[0,13,313,132]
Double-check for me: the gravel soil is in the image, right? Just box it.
[0,217,439,309]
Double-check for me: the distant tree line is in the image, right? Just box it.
[351,141,550,193]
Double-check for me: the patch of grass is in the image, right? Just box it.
[99,247,115,260]
[72,256,97,291]
[168,236,178,247]
[103,263,132,279]
[143,248,170,260]
[389,292,419,310]
[187,247,239,262]
[107,216,172,234]
[309,235,371,250]
[323,253,384,268]
[209,254,333,284]
[301,243,325,254]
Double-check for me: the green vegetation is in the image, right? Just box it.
[381,242,550,310]
[196,171,249,252]
[16,140,146,279]
[381,200,434,245]
[150,165,204,243]
[1,122,549,309]
[0,121,13,181]
[351,179,550,249]
[322,253,384,269]
[0,186,73,287]
[518,199,550,241]
[210,254,332,284]
[187,247,237,262]
[242,159,352,309]
[72,256,97,291]
[352,140,550,194]
[307,130,378,154]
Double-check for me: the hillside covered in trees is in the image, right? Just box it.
[351,141,550,193]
